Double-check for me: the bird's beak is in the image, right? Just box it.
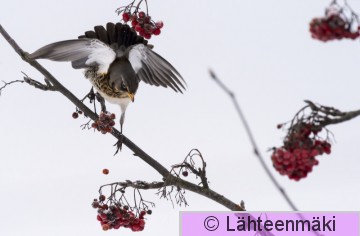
[127,92,135,102]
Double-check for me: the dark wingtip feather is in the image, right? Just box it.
[84,31,97,39]
[106,23,116,45]
[94,26,109,44]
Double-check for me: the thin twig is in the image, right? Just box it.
[209,69,298,210]
[100,180,165,190]
[304,100,360,126]
[0,80,24,95]
[209,69,327,236]
[22,72,57,91]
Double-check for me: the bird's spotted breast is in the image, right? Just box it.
[84,67,128,100]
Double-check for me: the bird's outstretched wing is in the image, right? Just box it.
[126,44,186,93]
[28,39,116,74]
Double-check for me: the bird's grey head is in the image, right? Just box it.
[109,57,139,102]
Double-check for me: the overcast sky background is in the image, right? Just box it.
[1,0,360,235]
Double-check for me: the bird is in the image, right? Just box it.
[28,22,186,134]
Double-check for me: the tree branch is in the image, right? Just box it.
[304,100,360,126]
[22,72,57,91]
[0,24,244,211]
[0,80,24,95]
[100,180,166,190]
[209,69,299,211]
[209,70,328,236]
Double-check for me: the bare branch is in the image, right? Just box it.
[304,100,360,126]
[100,180,165,190]
[0,79,24,95]
[22,72,57,91]
[209,69,299,211]
[0,72,57,96]
[209,70,327,236]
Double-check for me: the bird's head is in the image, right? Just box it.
[109,57,139,102]
[120,80,137,102]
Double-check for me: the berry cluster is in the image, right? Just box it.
[272,123,331,181]
[92,196,150,232]
[310,9,360,41]
[72,109,83,119]
[121,11,164,39]
[91,112,116,134]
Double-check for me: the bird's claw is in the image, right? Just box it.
[113,134,124,155]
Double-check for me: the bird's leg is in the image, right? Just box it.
[114,111,126,155]
[120,112,125,133]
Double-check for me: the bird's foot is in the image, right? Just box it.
[113,134,124,155]
[81,87,95,103]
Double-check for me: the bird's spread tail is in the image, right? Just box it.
[78,23,148,48]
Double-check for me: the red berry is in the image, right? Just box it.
[143,24,153,33]
[102,169,109,175]
[102,224,110,231]
[99,112,106,119]
[130,14,137,21]
[139,29,145,37]
[123,219,130,226]
[153,28,161,35]
[182,171,188,177]
[99,195,106,201]
[138,11,146,18]
[99,213,107,220]
[133,218,140,225]
[113,221,121,229]
[72,112,79,119]
[110,113,116,119]
[139,219,145,227]
[155,21,164,29]
[144,16,151,23]
[122,12,130,22]
[135,24,143,32]
[131,20,138,27]
[131,224,141,232]
[92,201,99,208]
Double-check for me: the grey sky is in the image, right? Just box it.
[1,0,360,235]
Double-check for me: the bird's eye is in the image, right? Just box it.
[120,82,127,90]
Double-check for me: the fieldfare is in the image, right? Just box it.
[29,22,186,133]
